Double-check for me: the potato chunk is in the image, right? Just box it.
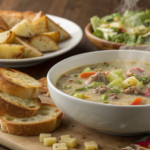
[29,35,59,52]
[39,31,60,42]
[60,135,70,140]
[84,141,98,150]
[39,133,51,142]
[31,16,49,34]
[11,19,36,38]
[44,137,56,146]
[59,137,77,148]
[53,143,68,150]
[0,44,24,59]
[0,31,15,44]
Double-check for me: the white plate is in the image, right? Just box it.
[0,14,83,68]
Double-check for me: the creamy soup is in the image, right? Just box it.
[56,62,150,105]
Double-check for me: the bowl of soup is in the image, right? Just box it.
[47,50,150,135]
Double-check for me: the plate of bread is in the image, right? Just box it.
[0,10,83,67]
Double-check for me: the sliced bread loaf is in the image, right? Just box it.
[0,104,62,136]
[0,68,42,99]
[0,91,41,118]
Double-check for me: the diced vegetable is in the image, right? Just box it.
[134,75,148,84]
[87,85,94,89]
[107,72,119,82]
[73,93,87,99]
[105,71,111,76]
[122,76,139,89]
[70,92,75,95]
[93,29,105,39]
[80,72,96,78]
[144,88,150,97]
[83,67,91,72]
[92,81,105,86]
[74,74,79,77]
[107,77,123,88]
[77,80,82,84]
[107,89,120,94]
[130,97,143,105]
[75,87,86,91]
[112,69,123,78]
[100,94,108,103]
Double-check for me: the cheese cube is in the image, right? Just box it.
[44,137,56,146]
[60,135,70,140]
[53,143,68,150]
[59,137,77,148]
[39,133,51,142]
[84,141,98,150]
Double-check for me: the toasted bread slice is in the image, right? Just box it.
[1,104,62,136]
[12,37,43,58]
[0,68,42,98]
[0,16,9,31]
[31,16,49,34]
[34,11,70,41]
[0,10,36,28]
[0,91,41,118]
[29,35,59,52]
[0,44,25,59]
[11,19,36,38]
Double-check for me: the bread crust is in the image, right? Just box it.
[0,68,42,99]
[1,104,62,136]
[0,95,41,118]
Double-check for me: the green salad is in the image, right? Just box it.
[91,10,150,45]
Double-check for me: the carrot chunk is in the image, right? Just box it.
[79,72,96,78]
[105,71,111,76]
[130,97,143,105]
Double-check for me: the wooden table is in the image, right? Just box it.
[0,0,150,149]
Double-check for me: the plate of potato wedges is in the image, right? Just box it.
[0,10,83,67]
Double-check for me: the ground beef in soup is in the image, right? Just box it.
[85,71,107,85]
[93,85,107,94]
[123,86,140,95]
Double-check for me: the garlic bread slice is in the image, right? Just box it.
[29,35,59,52]
[0,44,24,59]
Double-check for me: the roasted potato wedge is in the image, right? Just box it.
[38,31,60,42]
[0,31,15,44]
[0,44,25,59]
[31,16,49,34]
[29,35,59,52]
[11,19,36,38]
[12,37,43,58]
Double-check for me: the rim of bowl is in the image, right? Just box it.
[85,22,149,47]
[47,50,150,108]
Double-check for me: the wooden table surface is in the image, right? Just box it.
[0,0,150,149]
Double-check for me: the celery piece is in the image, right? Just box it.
[83,67,91,72]
[75,87,86,91]
[92,81,105,86]
[107,89,120,94]
[73,93,86,99]
[107,72,119,82]
[70,92,75,95]
[77,80,82,84]
[122,76,139,89]
[112,69,123,78]
[100,94,108,103]
[107,78,123,88]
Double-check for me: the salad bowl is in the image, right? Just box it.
[47,50,150,135]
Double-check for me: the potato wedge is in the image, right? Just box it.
[33,11,70,41]
[31,16,49,34]
[0,31,15,44]
[11,19,36,38]
[29,35,59,52]
[38,31,60,42]
[0,44,25,59]
[12,37,43,58]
